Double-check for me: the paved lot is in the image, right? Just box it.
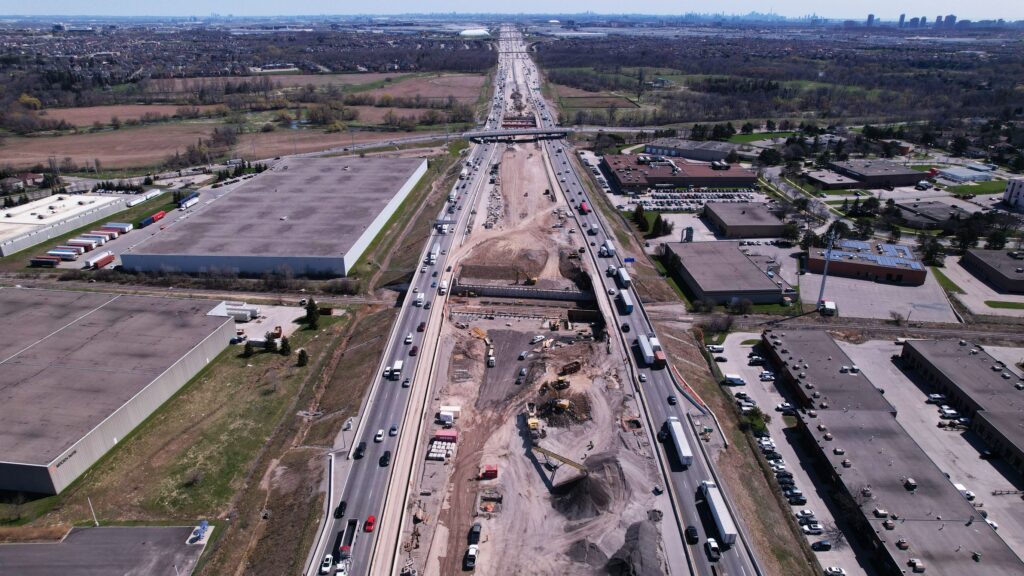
[800,269,957,322]
[0,526,206,576]
[720,333,870,576]
[838,339,1024,554]
[939,258,1024,318]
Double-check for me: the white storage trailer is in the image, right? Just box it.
[700,480,738,546]
[616,267,632,288]
[637,335,655,366]
[666,417,693,467]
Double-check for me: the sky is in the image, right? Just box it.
[2,1,1021,20]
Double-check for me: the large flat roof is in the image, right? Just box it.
[133,156,425,259]
[603,155,757,188]
[895,200,976,223]
[0,194,124,242]
[704,202,784,227]
[0,288,229,466]
[664,241,781,293]
[830,159,919,178]
[809,239,924,271]
[965,249,1024,280]
[647,138,735,152]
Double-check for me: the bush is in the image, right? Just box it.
[297,349,309,367]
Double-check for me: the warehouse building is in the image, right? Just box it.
[901,339,1024,477]
[892,200,975,230]
[761,330,1024,576]
[0,288,233,494]
[702,202,786,238]
[122,157,427,277]
[806,239,927,285]
[0,194,127,256]
[643,138,736,162]
[938,166,993,183]
[1003,177,1024,212]
[960,249,1024,294]
[828,159,922,188]
[801,169,860,190]
[602,154,757,192]
[661,241,787,304]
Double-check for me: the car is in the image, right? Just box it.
[778,477,796,486]
[608,288,617,296]
[402,377,411,388]
[668,395,677,405]
[320,555,334,574]
[464,544,479,570]
[811,540,832,552]
[685,525,699,544]
[621,323,630,332]
[431,280,438,288]
[776,402,794,412]
[410,346,419,356]
[353,442,367,459]
[789,496,808,505]
[374,429,384,442]
[798,515,818,526]
[364,515,376,532]
[468,522,482,545]
[714,356,728,363]
[705,538,721,561]
[735,392,751,400]
[405,333,413,344]
[639,374,647,383]
[980,449,996,460]
[802,523,824,535]
[795,509,815,519]
[424,301,431,310]
[421,266,427,273]
[926,393,947,404]
[333,500,347,519]
[412,287,419,293]
[389,425,398,436]
[825,568,847,576]
[432,270,439,277]
[519,367,527,377]
[379,450,392,467]
[759,371,775,381]
[748,356,766,366]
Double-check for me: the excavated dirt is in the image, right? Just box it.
[567,538,609,570]
[550,452,627,521]
[605,520,664,576]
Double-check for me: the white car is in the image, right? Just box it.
[802,523,824,535]
[824,568,846,576]
[320,555,333,574]
[374,429,384,443]
[795,509,815,519]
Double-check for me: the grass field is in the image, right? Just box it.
[560,95,639,109]
[985,300,1024,309]
[949,180,1008,196]
[728,131,799,144]
[931,266,966,294]
[39,104,223,127]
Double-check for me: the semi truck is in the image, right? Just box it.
[598,239,616,258]
[439,280,449,295]
[618,291,634,314]
[700,480,738,546]
[666,416,693,468]
[616,267,632,288]
[337,517,359,569]
[650,336,667,368]
[637,335,656,366]
[427,242,440,265]
[391,360,404,380]
[459,168,469,180]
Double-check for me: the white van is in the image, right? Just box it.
[723,374,747,386]
[707,345,725,353]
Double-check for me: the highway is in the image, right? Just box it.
[510,27,764,576]
[304,30,516,576]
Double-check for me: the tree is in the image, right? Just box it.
[305,298,320,329]
[950,136,971,157]
[279,336,291,356]
[854,218,874,240]
[243,340,255,358]
[918,236,944,265]
[297,349,309,367]
[740,122,755,134]
[758,148,783,166]
[888,226,902,244]
[827,220,850,240]
[800,230,818,251]
[633,204,648,232]
[782,222,800,241]
[985,229,1008,250]
[652,213,667,237]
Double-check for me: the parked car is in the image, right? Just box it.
[468,522,482,545]
[789,496,808,505]
[824,568,847,576]
[714,356,728,362]
[776,402,794,412]
[464,544,479,570]
[926,394,947,404]
[811,540,832,552]
[798,516,818,526]
[802,523,824,535]
[795,509,815,519]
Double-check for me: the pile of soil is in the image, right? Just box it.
[550,452,626,521]
[461,237,549,280]
[605,520,663,576]
[566,538,609,570]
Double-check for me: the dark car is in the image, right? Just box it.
[354,442,367,459]
[379,450,392,467]
[621,323,630,333]
[410,346,419,356]
[468,522,482,545]
[418,321,426,332]
[333,500,347,519]
[789,496,808,505]
[424,301,432,310]
[668,395,678,405]
[714,356,728,363]
[811,540,832,552]
[684,526,699,544]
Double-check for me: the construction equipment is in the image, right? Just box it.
[559,361,581,376]
[530,443,588,476]
[553,377,570,390]
[526,402,541,438]
[549,319,559,331]
[555,399,571,411]
[524,276,538,286]
[471,327,488,341]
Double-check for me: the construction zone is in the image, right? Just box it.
[395,70,668,575]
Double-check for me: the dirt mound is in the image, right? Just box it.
[566,538,608,569]
[459,264,519,282]
[605,520,663,576]
[461,237,549,279]
[550,452,626,521]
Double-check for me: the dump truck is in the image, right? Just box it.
[559,361,582,376]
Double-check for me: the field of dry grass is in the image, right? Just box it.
[233,128,443,161]
[39,104,223,126]
[364,73,485,103]
[144,72,409,94]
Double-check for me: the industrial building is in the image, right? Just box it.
[806,240,927,285]
[938,166,993,183]
[960,249,1024,294]
[122,157,427,277]
[0,194,128,256]
[1003,177,1024,212]
[900,339,1024,477]
[761,330,1024,576]
[601,154,758,192]
[828,159,922,188]
[801,170,860,190]
[892,200,975,230]
[643,138,736,162]
[0,288,233,494]
[661,241,786,304]
[702,202,786,239]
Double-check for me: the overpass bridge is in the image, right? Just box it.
[463,127,573,141]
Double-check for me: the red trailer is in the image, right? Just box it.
[579,201,591,214]
[434,430,459,443]
[152,210,167,222]
[92,254,116,270]
[479,465,498,480]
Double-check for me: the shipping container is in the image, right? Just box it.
[179,197,198,210]
[103,222,133,233]
[79,234,107,245]
[55,245,85,255]
[46,250,78,261]
[31,256,62,268]
[90,253,115,270]
[152,210,166,221]
[89,230,117,240]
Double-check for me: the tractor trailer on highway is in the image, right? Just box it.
[665,417,693,468]
[700,480,738,546]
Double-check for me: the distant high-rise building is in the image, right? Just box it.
[867,14,875,26]
[944,15,957,27]
[936,15,943,27]
[909,17,920,28]
[898,14,906,28]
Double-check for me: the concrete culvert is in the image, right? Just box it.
[550,452,626,520]
[605,520,664,576]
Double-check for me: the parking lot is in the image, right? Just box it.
[838,339,1024,553]
[0,526,207,576]
[719,333,870,576]
[800,270,957,322]
[938,258,1024,318]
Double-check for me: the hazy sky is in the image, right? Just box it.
[3,1,1021,20]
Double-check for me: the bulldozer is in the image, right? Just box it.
[525,402,542,439]
[553,377,570,391]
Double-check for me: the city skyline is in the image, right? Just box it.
[3,1,1023,21]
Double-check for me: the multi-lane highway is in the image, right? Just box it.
[511,27,764,576]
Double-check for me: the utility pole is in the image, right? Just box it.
[815,229,837,311]
[87,496,99,526]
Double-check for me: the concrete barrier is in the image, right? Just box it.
[451,278,594,302]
